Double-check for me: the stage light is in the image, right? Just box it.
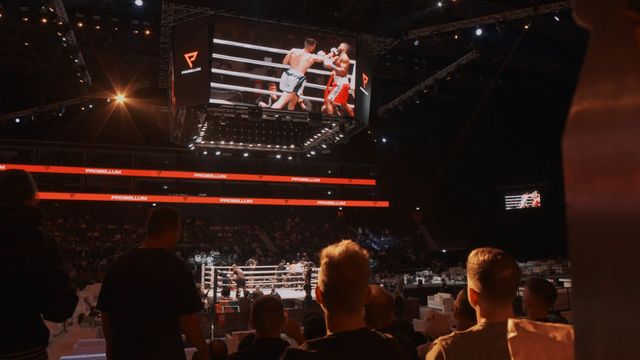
[524,23,530,30]
[339,207,343,210]
[202,151,208,155]
[152,203,156,207]
[454,34,459,39]
[437,1,443,7]
[0,13,4,19]
[442,249,447,253]
[22,17,29,22]
[243,152,249,157]
[134,0,143,6]
[416,206,420,211]
[215,151,221,156]
[115,94,126,103]
[14,118,20,123]
[94,25,101,30]
[413,39,419,46]
[24,42,30,47]
[41,18,48,24]
[77,21,83,28]
[475,28,483,36]
[144,29,150,35]
[287,156,293,160]
[327,191,332,195]
[554,15,560,22]
[382,137,387,143]
[276,154,282,159]
[81,106,85,111]
[88,104,93,109]
[310,151,316,155]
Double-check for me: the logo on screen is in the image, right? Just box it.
[181,51,202,75]
[359,73,370,96]
[184,51,198,69]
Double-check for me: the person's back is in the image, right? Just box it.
[288,48,316,74]
[97,207,208,360]
[282,240,408,360]
[365,285,418,360]
[98,248,200,358]
[427,247,521,360]
[522,278,569,324]
[229,295,290,360]
[0,170,78,359]
[285,327,407,360]
[429,321,510,360]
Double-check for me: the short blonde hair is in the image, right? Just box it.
[467,247,520,306]
[318,240,370,315]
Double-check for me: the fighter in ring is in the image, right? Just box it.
[270,38,329,111]
[322,43,355,118]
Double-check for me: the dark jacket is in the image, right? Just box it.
[0,204,78,354]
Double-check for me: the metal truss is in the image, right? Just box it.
[378,50,479,115]
[51,0,91,85]
[408,1,571,39]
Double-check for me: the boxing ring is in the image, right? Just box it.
[209,38,357,109]
[201,264,319,301]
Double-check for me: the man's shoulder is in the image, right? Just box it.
[228,348,254,360]
[430,322,509,358]
[432,325,481,348]
[284,330,407,359]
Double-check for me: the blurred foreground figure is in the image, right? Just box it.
[0,169,78,359]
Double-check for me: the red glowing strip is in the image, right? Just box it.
[0,163,375,186]
[36,192,390,208]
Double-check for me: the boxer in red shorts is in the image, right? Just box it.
[323,42,355,117]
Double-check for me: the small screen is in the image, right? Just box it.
[505,190,542,210]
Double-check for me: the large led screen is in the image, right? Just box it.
[209,16,372,124]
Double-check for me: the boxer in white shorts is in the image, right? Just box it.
[271,38,328,110]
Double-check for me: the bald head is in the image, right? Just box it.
[364,285,394,330]
[251,295,285,337]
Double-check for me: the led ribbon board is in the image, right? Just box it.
[0,164,376,186]
[36,192,389,208]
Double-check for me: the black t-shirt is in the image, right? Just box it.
[97,248,203,360]
[281,327,410,360]
[229,337,290,360]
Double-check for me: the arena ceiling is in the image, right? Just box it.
[0,0,587,115]
[0,0,585,255]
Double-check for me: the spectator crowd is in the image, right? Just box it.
[1,169,573,360]
[44,214,424,290]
